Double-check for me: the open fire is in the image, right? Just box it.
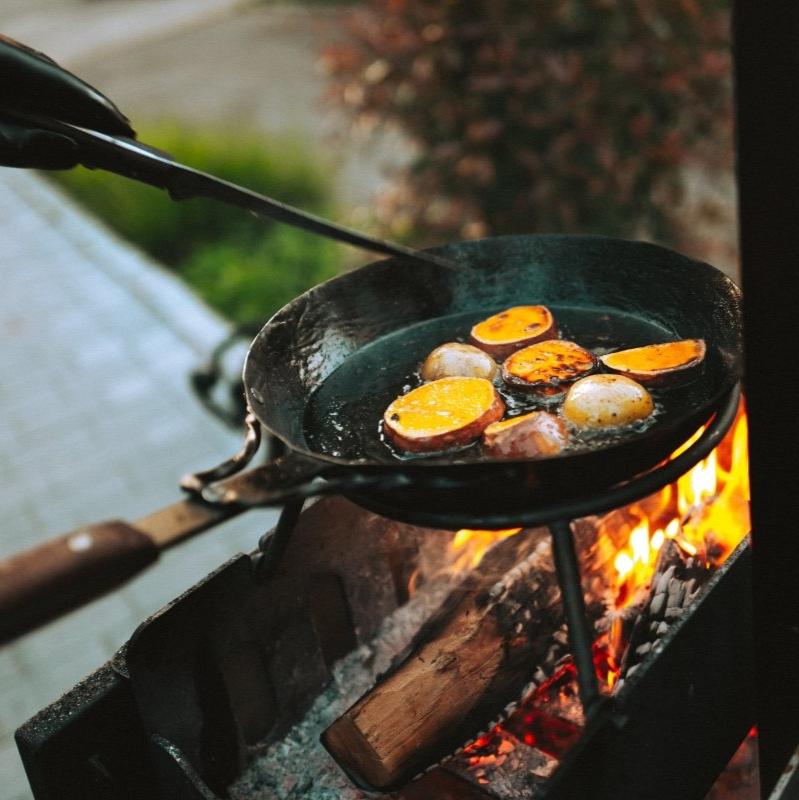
[36,400,747,800]
[440,403,752,793]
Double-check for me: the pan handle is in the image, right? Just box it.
[0,521,158,645]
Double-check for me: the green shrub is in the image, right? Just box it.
[183,227,338,324]
[49,123,342,324]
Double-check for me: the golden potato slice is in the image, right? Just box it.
[600,339,706,385]
[470,305,557,360]
[383,377,505,453]
[420,342,498,382]
[502,340,597,398]
[562,374,654,429]
[482,411,569,459]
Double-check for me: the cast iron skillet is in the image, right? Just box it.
[241,234,742,527]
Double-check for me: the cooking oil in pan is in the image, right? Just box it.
[304,306,708,464]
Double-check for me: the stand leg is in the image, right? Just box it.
[253,497,305,580]
[550,518,600,713]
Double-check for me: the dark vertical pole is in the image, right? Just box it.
[733,2,799,795]
[549,519,600,713]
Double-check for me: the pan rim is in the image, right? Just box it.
[243,234,742,472]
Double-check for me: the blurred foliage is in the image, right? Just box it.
[322,0,733,253]
[49,124,341,324]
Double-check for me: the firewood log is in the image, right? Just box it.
[322,525,599,791]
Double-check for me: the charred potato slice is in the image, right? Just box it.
[483,411,568,459]
[470,305,557,360]
[600,339,706,385]
[383,377,505,453]
[420,342,498,382]
[502,340,597,397]
[562,374,654,429]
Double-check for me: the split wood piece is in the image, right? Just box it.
[615,539,711,690]
[322,524,599,791]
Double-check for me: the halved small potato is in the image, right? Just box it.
[600,339,706,385]
[502,340,597,398]
[562,374,654,429]
[470,305,557,360]
[420,342,498,382]
[383,377,505,453]
[483,411,569,459]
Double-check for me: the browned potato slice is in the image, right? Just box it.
[383,377,505,453]
[482,411,568,458]
[502,340,597,398]
[470,305,557,360]
[420,342,498,382]
[600,339,706,385]
[562,374,654,429]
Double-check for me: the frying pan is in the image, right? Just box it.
[237,234,742,528]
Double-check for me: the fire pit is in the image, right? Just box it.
[15,390,754,800]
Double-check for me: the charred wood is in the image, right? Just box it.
[322,525,602,791]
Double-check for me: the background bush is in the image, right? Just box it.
[322,0,733,256]
[49,124,342,324]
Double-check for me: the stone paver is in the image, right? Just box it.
[0,169,280,798]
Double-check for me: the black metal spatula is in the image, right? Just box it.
[0,35,459,271]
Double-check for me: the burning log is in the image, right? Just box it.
[322,525,601,791]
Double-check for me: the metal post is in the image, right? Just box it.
[549,518,600,713]
[254,497,305,580]
[733,1,799,794]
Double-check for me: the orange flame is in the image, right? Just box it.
[611,402,750,608]
[448,527,523,572]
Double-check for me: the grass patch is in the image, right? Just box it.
[48,123,342,325]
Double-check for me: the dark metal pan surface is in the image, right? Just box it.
[243,235,741,523]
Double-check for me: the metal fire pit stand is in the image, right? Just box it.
[211,385,741,721]
[198,385,740,716]
[14,388,745,800]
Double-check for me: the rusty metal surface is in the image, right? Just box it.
[124,497,439,796]
[16,503,754,800]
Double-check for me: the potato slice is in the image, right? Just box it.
[562,374,654,429]
[502,340,597,398]
[420,342,498,382]
[600,339,706,385]
[383,377,505,453]
[483,411,568,459]
[470,305,557,360]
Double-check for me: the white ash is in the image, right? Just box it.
[229,575,457,800]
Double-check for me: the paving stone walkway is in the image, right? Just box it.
[0,168,280,799]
